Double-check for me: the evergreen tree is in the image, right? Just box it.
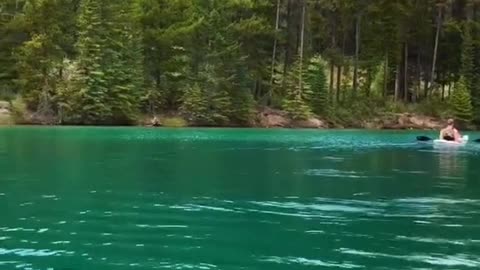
[473,47,480,123]
[210,86,232,125]
[105,0,144,123]
[199,64,232,126]
[229,62,256,125]
[306,55,329,115]
[1,0,480,127]
[451,77,473,124]
[15,0,76,117]
[461,22,474,94]
[230,87,255,125]
[0,0,25,99]
[180,83,209,125]
[283,58,312,120]
[73,0,111,124]
[471,17,480,123]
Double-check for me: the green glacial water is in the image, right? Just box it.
[1,127,480,270]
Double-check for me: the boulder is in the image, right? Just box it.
[0,101,10,110]
[0,101,12,125]
[293,118,327,128]
[0,101,11,119]
[258,108,290,128]
[0,108,10,115]
[362,120,381,129]
[409,115,442,129]
[375,113,443,130]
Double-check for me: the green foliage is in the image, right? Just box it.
[141,86,164,116]
[283,58,312,120]
[61,0,143,125]
[414,97,450,119]
[1,0,479,127]
[13,0,78,117]
[461,22,474,94]
[162,116,187,128]
[10,95,27,123]
[230,88,255,125]
[105,0,144,124]
[306,55,329,115]
[211,87,233,125]
[180,83,209,125]
[72,0,110,124]
[371,61,386,97]
[450,78,473,124]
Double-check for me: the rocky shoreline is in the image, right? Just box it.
[0,100,447,130]
[256,108,443,130]
[142,107,446,130]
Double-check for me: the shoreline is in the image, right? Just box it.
[0,123,461,131]
[2,104,477,131]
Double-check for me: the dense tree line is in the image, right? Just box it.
[1,0,479,126]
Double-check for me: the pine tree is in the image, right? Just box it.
[201,64,232,126]
[180,83,209,125]
[74,0,111,124]
[105,0,144,124]
[230,88,255,125]
[15,0,76,118]
[210,87,232,125]
[371,61,386,97]
[461,22,474,95]
[473,49,480,124]
[306,55,329,115]
[229,59,256,126]
[0,0,24,99]
[451,77,473,124]
[471,21,480,123]
[283,58,312,120]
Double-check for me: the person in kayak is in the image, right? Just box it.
[439,118,461,141]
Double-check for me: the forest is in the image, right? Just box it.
[1,0,480,127]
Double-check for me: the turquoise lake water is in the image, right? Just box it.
[1,127,480,269]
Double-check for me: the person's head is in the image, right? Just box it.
[447,118,455,127]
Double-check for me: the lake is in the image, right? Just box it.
[1,127,480,270]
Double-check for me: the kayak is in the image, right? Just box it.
[433,135,469,147]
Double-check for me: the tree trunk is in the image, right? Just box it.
[268,0,281,105]
[329,15,337,101]
[441,80,446,100]
[336,65,341,103]
[430,6,443,91]
[298,0,306,96]
[404,42,409,102]
[353,13,361,95]
[394,63,401,102]
[414,48,421,103]
[383,51,388,97]
[424,74,429,98]
[365,74,372,97]
[339,31,346,102]
[283,0,293,81]
[329,62,335,100]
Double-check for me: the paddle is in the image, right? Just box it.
[416,136,432,142]
[416,136,480,143]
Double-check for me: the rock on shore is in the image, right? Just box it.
[257,108,327,128]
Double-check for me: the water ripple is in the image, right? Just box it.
[0,248,73,257]
[260,256,362,268]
